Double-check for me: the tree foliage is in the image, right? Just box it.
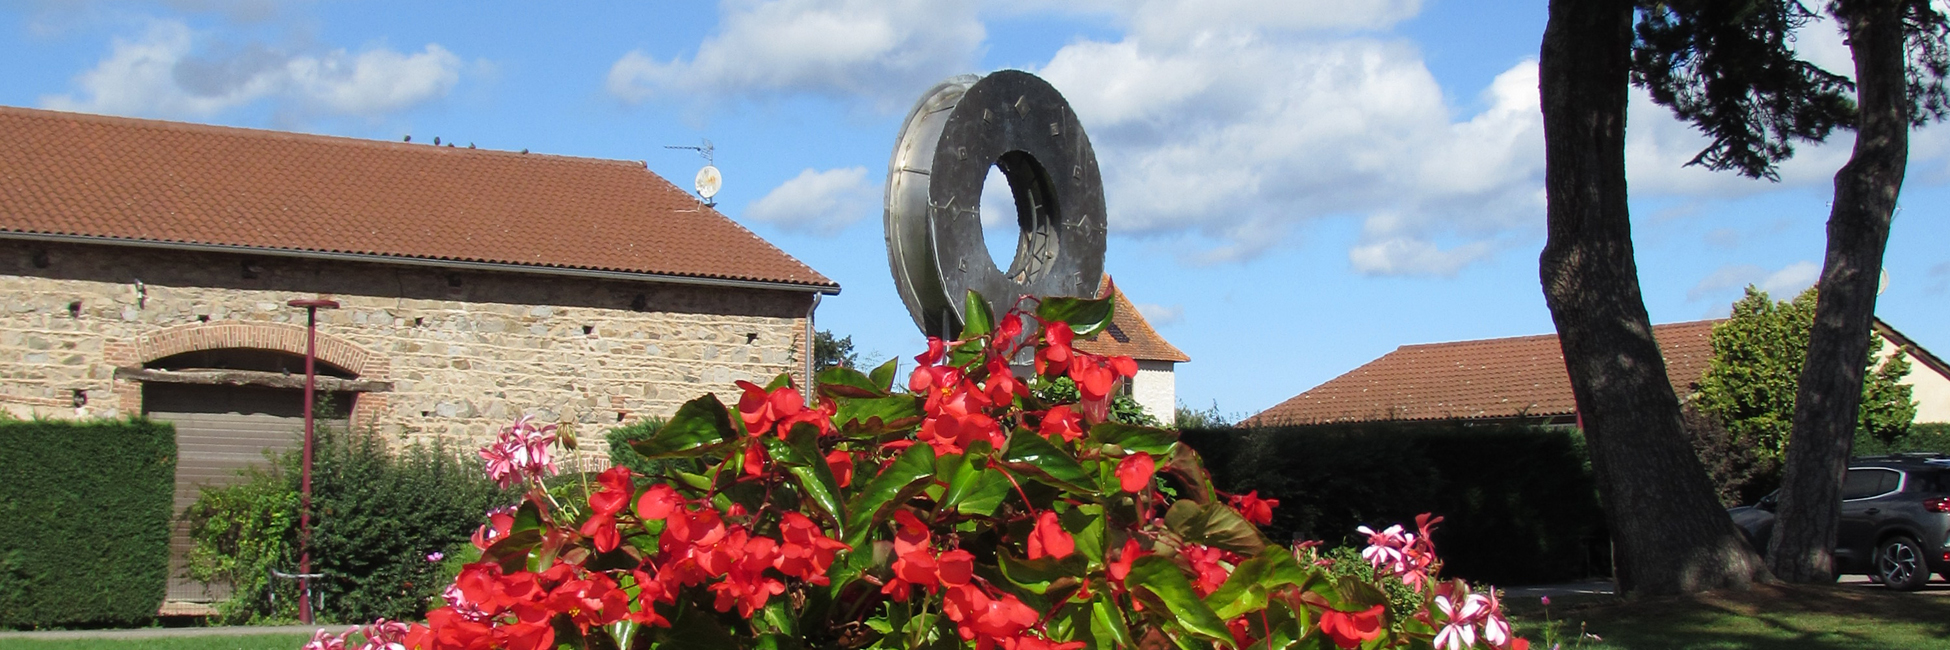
[1693,286,1916,459]
[1633,0,1857,180]
[1631,0,1950,180]
[814,329,858,371]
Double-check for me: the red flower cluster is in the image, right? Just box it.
[734,381,835,437]
[909,340,1016,455]
[882,509,1079,650]
[1032,321,1138,423]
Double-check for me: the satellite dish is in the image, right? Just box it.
[1879,269,1890,295]
[695,165,722,201]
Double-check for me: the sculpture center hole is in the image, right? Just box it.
[978,151,1060,284]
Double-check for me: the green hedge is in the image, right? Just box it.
[1180,422,1607,587]
[0,417,176,629]
[1854,421,1950,456]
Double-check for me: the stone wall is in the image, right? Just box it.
[0,239,816,447]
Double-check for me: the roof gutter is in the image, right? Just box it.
[0,231,841,295]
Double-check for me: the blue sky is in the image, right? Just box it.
[4,0,1947,420]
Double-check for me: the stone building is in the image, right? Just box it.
[0,105,838,601]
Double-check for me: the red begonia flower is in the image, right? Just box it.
[1038,405,1084,443]
[1228,490,1279,526]
[1107,538,1143,583]
[1027,510,1075,560]
[589,465,632,516]
[635,483,684,521]
[579,513,620,552]
[776,511,849,585]
[936,549,975,586]
[1036,322,1074,377]
[1182,544,1231,596]
[1116,452,1156,493]
[1319,604,1385,649]
[825,449,854,487]
[915,337,948,366]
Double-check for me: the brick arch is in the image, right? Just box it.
[119,320,381,378]
[108,320,392,424]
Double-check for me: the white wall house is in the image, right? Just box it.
[1878,321,1950,424]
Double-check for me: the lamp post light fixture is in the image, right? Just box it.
[287,298,338,624]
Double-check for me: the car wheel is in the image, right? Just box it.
[1876,536,1930,591]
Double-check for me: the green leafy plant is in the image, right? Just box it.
[315,292,1529,650]
[186,425,510,624]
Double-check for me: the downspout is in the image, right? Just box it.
[805,293,821,405]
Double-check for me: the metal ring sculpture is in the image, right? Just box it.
[885,70,1107,339]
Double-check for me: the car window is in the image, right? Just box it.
[1843,468,1901,500]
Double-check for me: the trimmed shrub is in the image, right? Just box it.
[1181,421,1607,586]
[1854,421,1950,456]
[185,425,509,624]
[0,417,176,629]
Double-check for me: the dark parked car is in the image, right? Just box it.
[1729,454,1950,590]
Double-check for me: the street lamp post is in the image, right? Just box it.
[287,298,338,624]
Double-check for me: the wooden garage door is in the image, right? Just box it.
[146,383,347,603]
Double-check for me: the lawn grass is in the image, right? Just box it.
[1508,583,1950,649]
[0,634,310,650]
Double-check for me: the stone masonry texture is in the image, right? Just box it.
[0,239,814,449]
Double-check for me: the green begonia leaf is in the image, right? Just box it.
[1164,500,1269,556]
[818,366,888,398]
[1088,422,1178,456]
[961,290,996,338]
[868,357,900,393]
[1127,555,1233,642]
[630,394,737,458]
[997,550,1087,594]
[1036,295,1115,338]
[1205,550,1311,619]
[1000,429,1099,494]
[761,425,846,534]
[843,443,937,549]
[834,394,925,433]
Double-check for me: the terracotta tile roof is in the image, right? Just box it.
[1071,276,1190,363]
[1244,320,1721,427]
[0,105,836,291]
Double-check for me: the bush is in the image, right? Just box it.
[185,425,510,624]
[1182,421,1608,586]
[0,417,176,629]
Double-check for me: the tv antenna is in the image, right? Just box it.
[665,139,720,206]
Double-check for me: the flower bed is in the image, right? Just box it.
[307,293,1529,650]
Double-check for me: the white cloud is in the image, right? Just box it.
[1037,31,1546,275]
[1760,260,1821,296]
[745,166,877,234]
[1688,261,1821,303]
[1015,0,1421,43]
[285,45,461,115]
[1134,302,1183,326]
[606,0,983,108]
[40,19,462,119]
[1348,238,1496,277]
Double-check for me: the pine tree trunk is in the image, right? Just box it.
[1540,0,1774,596]
[1768,0,1909,583]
